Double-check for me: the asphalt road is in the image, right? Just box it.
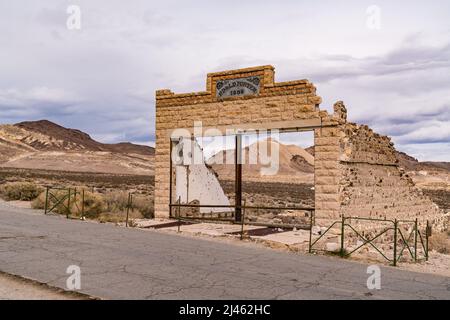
[0,201,448,299]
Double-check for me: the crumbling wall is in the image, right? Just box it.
[338,118,446,231]
[340,123,397,164]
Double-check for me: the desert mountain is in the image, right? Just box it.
[207,138,315,183]
[395,150,450,172]
[392,150,450,191]
[14,120,154,155]
[0,120,154,175]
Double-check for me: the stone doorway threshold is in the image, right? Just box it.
[133,219,311,247]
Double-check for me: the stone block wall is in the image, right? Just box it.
[155,65,336,218]
[313,124,341,220]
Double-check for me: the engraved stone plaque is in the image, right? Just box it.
[216,76,260,99]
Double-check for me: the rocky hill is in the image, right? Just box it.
[395,150,450,172]
[0,120,154,175]
[14,120,154,155]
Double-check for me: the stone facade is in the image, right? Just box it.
[155,65,446,230]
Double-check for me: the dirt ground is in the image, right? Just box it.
[422,189,450,212]
[0,272,89,300]
[220,180,314,206]
[0,167,154,195]
[400,252,450,278]
[216,179,314,224]
[1,151,154,176]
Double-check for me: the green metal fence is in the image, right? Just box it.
[308,215,430,266]
[125,192,133,227]
[44,186,135,225]
[44,186,85,219]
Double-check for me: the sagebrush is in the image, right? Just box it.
[31,189,153,221]
[0,182,43,201]
[429,232,450,254]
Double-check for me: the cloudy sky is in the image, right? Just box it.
[1,0,449,161]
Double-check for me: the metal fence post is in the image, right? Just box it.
[44,186,49,214]
[81,189,85,219]
[240,200,246,240]
[425,220,429,261]
[73,188,77,217]
[177,196,181,233]
[414,218,418,262]
[126,193,131,227]
[393,219,398,266]
[66,188,71,219]
[340,215,345,257]
[234,134,242,223]
[308,211,313,253]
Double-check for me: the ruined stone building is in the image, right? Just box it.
[154,65,446,231]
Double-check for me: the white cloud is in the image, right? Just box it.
[0,87,79,108]
[396,121,450,144]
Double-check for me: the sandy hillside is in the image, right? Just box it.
[0,120,154,175]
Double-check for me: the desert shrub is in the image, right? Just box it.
[0,182,44,201]
[79,191,106,218]
[132,195,154,219]
[429,233,450,254]
[31,192,46,209]
[103,192,153,218]
[103,191,130,213]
